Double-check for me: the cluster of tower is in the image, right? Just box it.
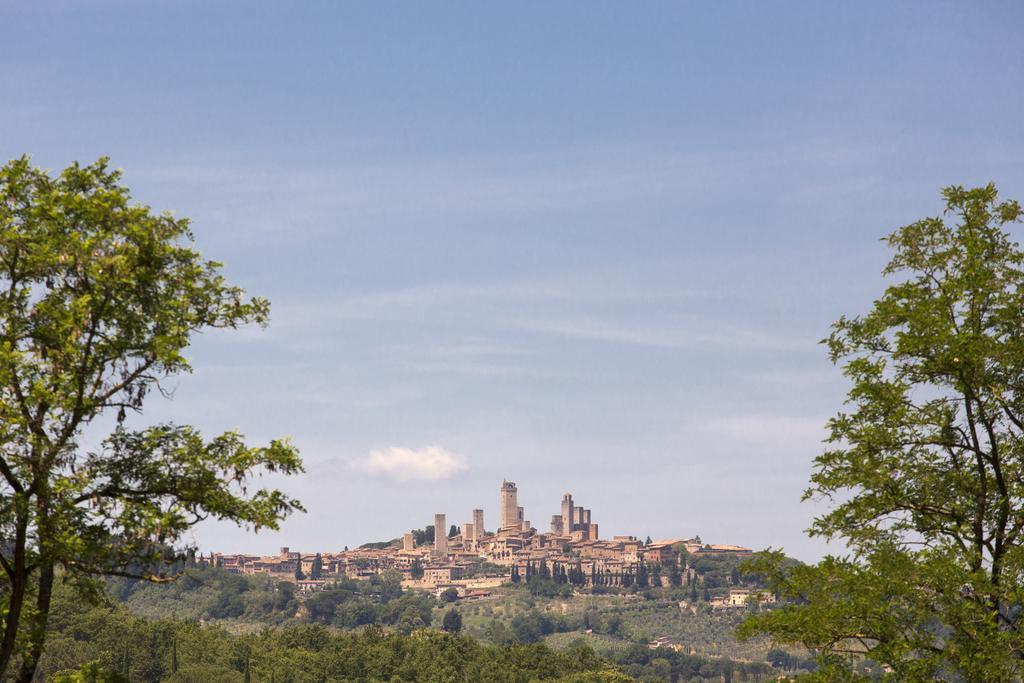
[429,508,486,558]
[460,508,485,550]
[550,491,597,540]
[417,480,598,560]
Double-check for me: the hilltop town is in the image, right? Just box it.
[206,480,753,597]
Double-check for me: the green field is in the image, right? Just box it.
[438,587,787,663]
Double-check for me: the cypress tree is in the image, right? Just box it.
[311,552,323,580]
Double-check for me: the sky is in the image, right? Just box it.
[2,1,1023,561]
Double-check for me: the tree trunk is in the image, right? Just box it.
[14,561,52,683]
[0,515,29,674]
[0,570,27,675]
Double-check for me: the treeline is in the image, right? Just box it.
[109,566,299,624]
[301,576,435,632]
[613,645,774,682]
[42,585,631,682]
[510,552,777,601]
[110,566,439,632]
[478,613,775,680]
[360,525,437,550]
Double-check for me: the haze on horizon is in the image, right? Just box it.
[2,1,1022,562]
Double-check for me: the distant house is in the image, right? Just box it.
[641,539,686,564]
[423,565,464,587]
[728,587,775,606]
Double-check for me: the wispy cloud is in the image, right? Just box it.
[124,139,891,240]
[351,446,468,482]
[268,273,813,355]
[130,143,714,223]
[515,315,811,352]
[701,414,828,447]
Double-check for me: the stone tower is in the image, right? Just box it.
[472,508,485,540]
[434,513,448,558]
[561,492,574,535]
[500,480,519,529]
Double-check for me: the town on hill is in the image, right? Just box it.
[205,479,757,603]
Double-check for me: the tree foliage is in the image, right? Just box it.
[442,608,463,633]
[0,157,303,679]
[740,185,1024,681]
[38,585,627,683]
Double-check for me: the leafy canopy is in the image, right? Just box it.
[740,184,1024,681]
[0,156,302,679]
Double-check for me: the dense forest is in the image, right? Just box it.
[28,563,805,682]
[40,576,785,682]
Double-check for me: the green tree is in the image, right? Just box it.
[441,608,462,633]
[0,158,304,680]
[439,587,458,604]
[667,560,681,588]
[410,559,424,580]
[766,647,796,670]
[649,563,662,587]
[310,553,323,580]
[53,661,128,683]
[740,185,1024,681]
[635,561,648,589]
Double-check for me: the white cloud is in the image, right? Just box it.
[352,446,467,482]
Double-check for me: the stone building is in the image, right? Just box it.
[500,480,521,529]
[472,508,485,540]
[551,492,598,540]
[434,513,448,558]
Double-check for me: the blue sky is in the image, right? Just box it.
[3,1,1023,560]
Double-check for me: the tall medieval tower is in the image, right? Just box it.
[434,513,448,558]
[561,492,574,535]
[500,480,518,529]
[472,508,485,540]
